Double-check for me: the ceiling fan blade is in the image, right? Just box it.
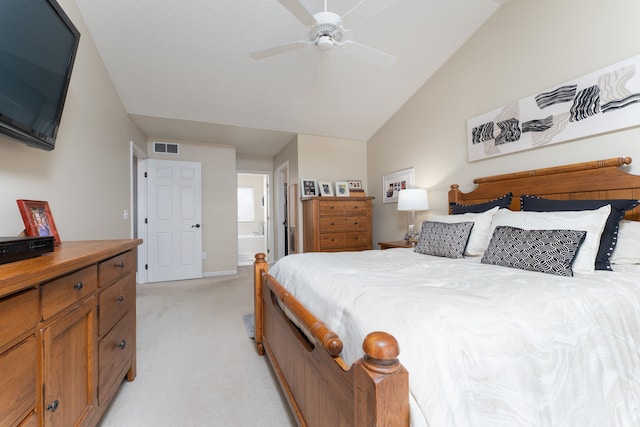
[342,0,403,27]
[250,41,308,60]
[342,40,397,69]
[276,0,316,26]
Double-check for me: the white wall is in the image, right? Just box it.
[236,154,274,172]
[0,0,146,240]
[298,134,368,191]
[368,0,640,245]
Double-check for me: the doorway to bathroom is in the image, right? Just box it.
[237,172,271,266]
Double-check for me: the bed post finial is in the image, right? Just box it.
[354,331,409,426]
[361,331,401,374]
[253,252,268,355]
[448,184,461,210]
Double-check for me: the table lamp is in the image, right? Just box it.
[397,188,429,245]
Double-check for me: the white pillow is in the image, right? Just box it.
[488,205,611,273]
[426,206,500,256]
[611,220,640,265]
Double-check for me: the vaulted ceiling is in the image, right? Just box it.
[75,0,505,156]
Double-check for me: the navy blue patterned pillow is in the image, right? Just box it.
[520,196,640,271]
[450,193,512,214]
[415,221,474,259]
[481,226,587,276]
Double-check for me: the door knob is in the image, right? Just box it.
[191,224,201,228]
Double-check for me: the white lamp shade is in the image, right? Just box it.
[397,188,429,211]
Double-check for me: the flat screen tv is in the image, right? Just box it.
[0,0,80,151]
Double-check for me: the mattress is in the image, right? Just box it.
[269,248,640,427]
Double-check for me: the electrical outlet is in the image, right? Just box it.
[202,252,207,259]
[123,209,129,220]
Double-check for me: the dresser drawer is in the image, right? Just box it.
[345,232,369,248]
[0,336,37,427]
[42,266,98,320]
[0,288,38,352]
[344,201,368,215]
[99,310,134,404]
[17,411,38,427]
[343,216,367,231]
[319,216,345,232]
[99,251,134,288]
[320,233,345,249]
[319,201,345,216]
[99,274,134,336]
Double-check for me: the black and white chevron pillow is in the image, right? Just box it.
[481,226,587,276]
[415,221,474,259]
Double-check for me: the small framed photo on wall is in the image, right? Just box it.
[382,167,414,203]
[300,179,319,197]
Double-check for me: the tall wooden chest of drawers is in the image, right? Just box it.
[302,196,374,252]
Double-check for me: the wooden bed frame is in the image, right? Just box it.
[254,156,640,427]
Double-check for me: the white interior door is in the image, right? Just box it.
[147,159,202,282]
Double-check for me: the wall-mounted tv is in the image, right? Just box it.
[0,0,80,151]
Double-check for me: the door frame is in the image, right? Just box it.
[275,162,289,261]
[236,170,274,264]
[130,141,147,284]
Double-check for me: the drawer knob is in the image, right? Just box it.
[117,295,125,303]
[118,340,127,349]
[47,400,59,412]
[116,262,125,269]
[330,222,335,226]
[73,281,83,290]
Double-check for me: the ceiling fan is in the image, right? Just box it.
[250,0,400,69]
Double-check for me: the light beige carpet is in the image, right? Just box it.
[98,267,295,427]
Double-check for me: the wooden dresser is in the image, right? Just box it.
[302,196,374,252]
[0,239,141,427]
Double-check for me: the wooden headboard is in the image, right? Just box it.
[448,157,640,220]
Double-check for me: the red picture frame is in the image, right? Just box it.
[17,199,61,245]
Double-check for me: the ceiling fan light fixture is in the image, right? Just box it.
[317,35,334,51]
[250,0,397,68]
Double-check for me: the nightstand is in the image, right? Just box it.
[378,240,415,250]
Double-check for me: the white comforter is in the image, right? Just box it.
[269,249,640,427]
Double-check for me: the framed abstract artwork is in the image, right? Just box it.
[468,54,640,161]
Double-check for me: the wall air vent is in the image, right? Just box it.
[153,142,180,154]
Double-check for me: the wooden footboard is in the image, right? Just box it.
[253,253,409,427]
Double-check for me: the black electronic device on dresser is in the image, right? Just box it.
[0,236,55,265]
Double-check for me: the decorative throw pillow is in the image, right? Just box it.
[450,192,512,214]
[415,221,474,259]
[426,206,500,256]
[520,195,640,270]
[481,226,587,276]
[488,206,610,273]
[610,220,640,265]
